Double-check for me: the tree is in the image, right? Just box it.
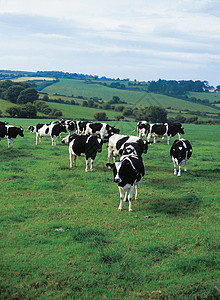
[17,88,39,104]
[115,105,125,112]
[94,112,108,121]
[123,107,133,116]
[115,115,124,121]
[6,106,21,117]
[34,100,52,114]
[42,94,49,101]
[18,103,37,118]
[146,106,167,123]
[82,100,88,107]
[88,99,94,107]
[109,96,121,104]
[6,85,24,103]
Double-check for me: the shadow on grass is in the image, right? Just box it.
[148,194,201,216]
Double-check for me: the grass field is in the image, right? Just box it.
[41,79,219,114]
[0,118,219,299]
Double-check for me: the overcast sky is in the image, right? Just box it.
[0,0,219,86]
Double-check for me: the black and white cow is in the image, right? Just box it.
[0,121,8,126]
[60,119,77,135]
[0,124,24,148]
[76,121,93,134]
[85,122,120,140]
[131,121,148,138]
[28,122,67,146]
[146,123,184,144]
[170,139,192,176]
[106,154,145,212]
[107,134,149,165]
[62,134,103,172]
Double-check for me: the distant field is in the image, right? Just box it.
[12,77,56,82]
[188,91,220,103]
[0,119,219,299]
[47,102,124,120]
[41,78,219,114]
[0,99,19,115]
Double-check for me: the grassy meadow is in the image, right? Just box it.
[41,78,219,114]
[0,118,220,299]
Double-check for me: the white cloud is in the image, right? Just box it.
[0,0,219,85]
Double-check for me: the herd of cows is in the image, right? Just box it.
[0,119,192,211]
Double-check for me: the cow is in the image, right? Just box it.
[28,122,67,146]
[131,121,148,138]
[62,134,103,172]
[146,123,184,144]
[106,154,145,212]
[107,134,149,165]
[60,119,77,135]
[0,121,8,126]
[0,124,24,148]
[76,121,93,134]
[85,122,120,140]
[28,123,44,133]
[170,139,192,176]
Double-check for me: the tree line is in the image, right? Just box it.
[0,80,62,118]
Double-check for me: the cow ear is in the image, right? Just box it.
[106,163,114,169]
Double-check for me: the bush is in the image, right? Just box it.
[94,112,108,121]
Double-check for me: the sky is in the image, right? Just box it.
[0,0,220,86]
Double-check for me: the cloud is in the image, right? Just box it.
[0,0,219,85]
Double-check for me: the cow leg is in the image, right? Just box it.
[167,136,170,145]
[69,147,73,168]
[184,160,187,172]
[118,187,124,211]
[7,139,10,148]
[128,185,135,212]
[178,162,183,177]
[11,139,15,148]
[72,155,76,167]
[36,133,38,145]
[107,149,113,165]
[135,184,139,201]
[173,158,177,175]
[154,136,157,143]
[39,136,42,144]
[90,159,94,172]
[178,133,181,139]
[85,159,89,172]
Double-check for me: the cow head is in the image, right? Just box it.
[27,125,35,132]
[59,123,67,133]
[107,125,120,138]
[106,161,122,183]
[19,126,24,137]
[179,126,184,134]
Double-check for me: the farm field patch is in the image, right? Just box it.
[0,119,219,299]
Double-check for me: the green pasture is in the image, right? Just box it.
[0,119,219,299]
[188,92,220,103]
[47,102,123,120]
[41,79,219,114]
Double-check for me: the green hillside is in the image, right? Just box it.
[41,78,219,114]
[47,102,125,120]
